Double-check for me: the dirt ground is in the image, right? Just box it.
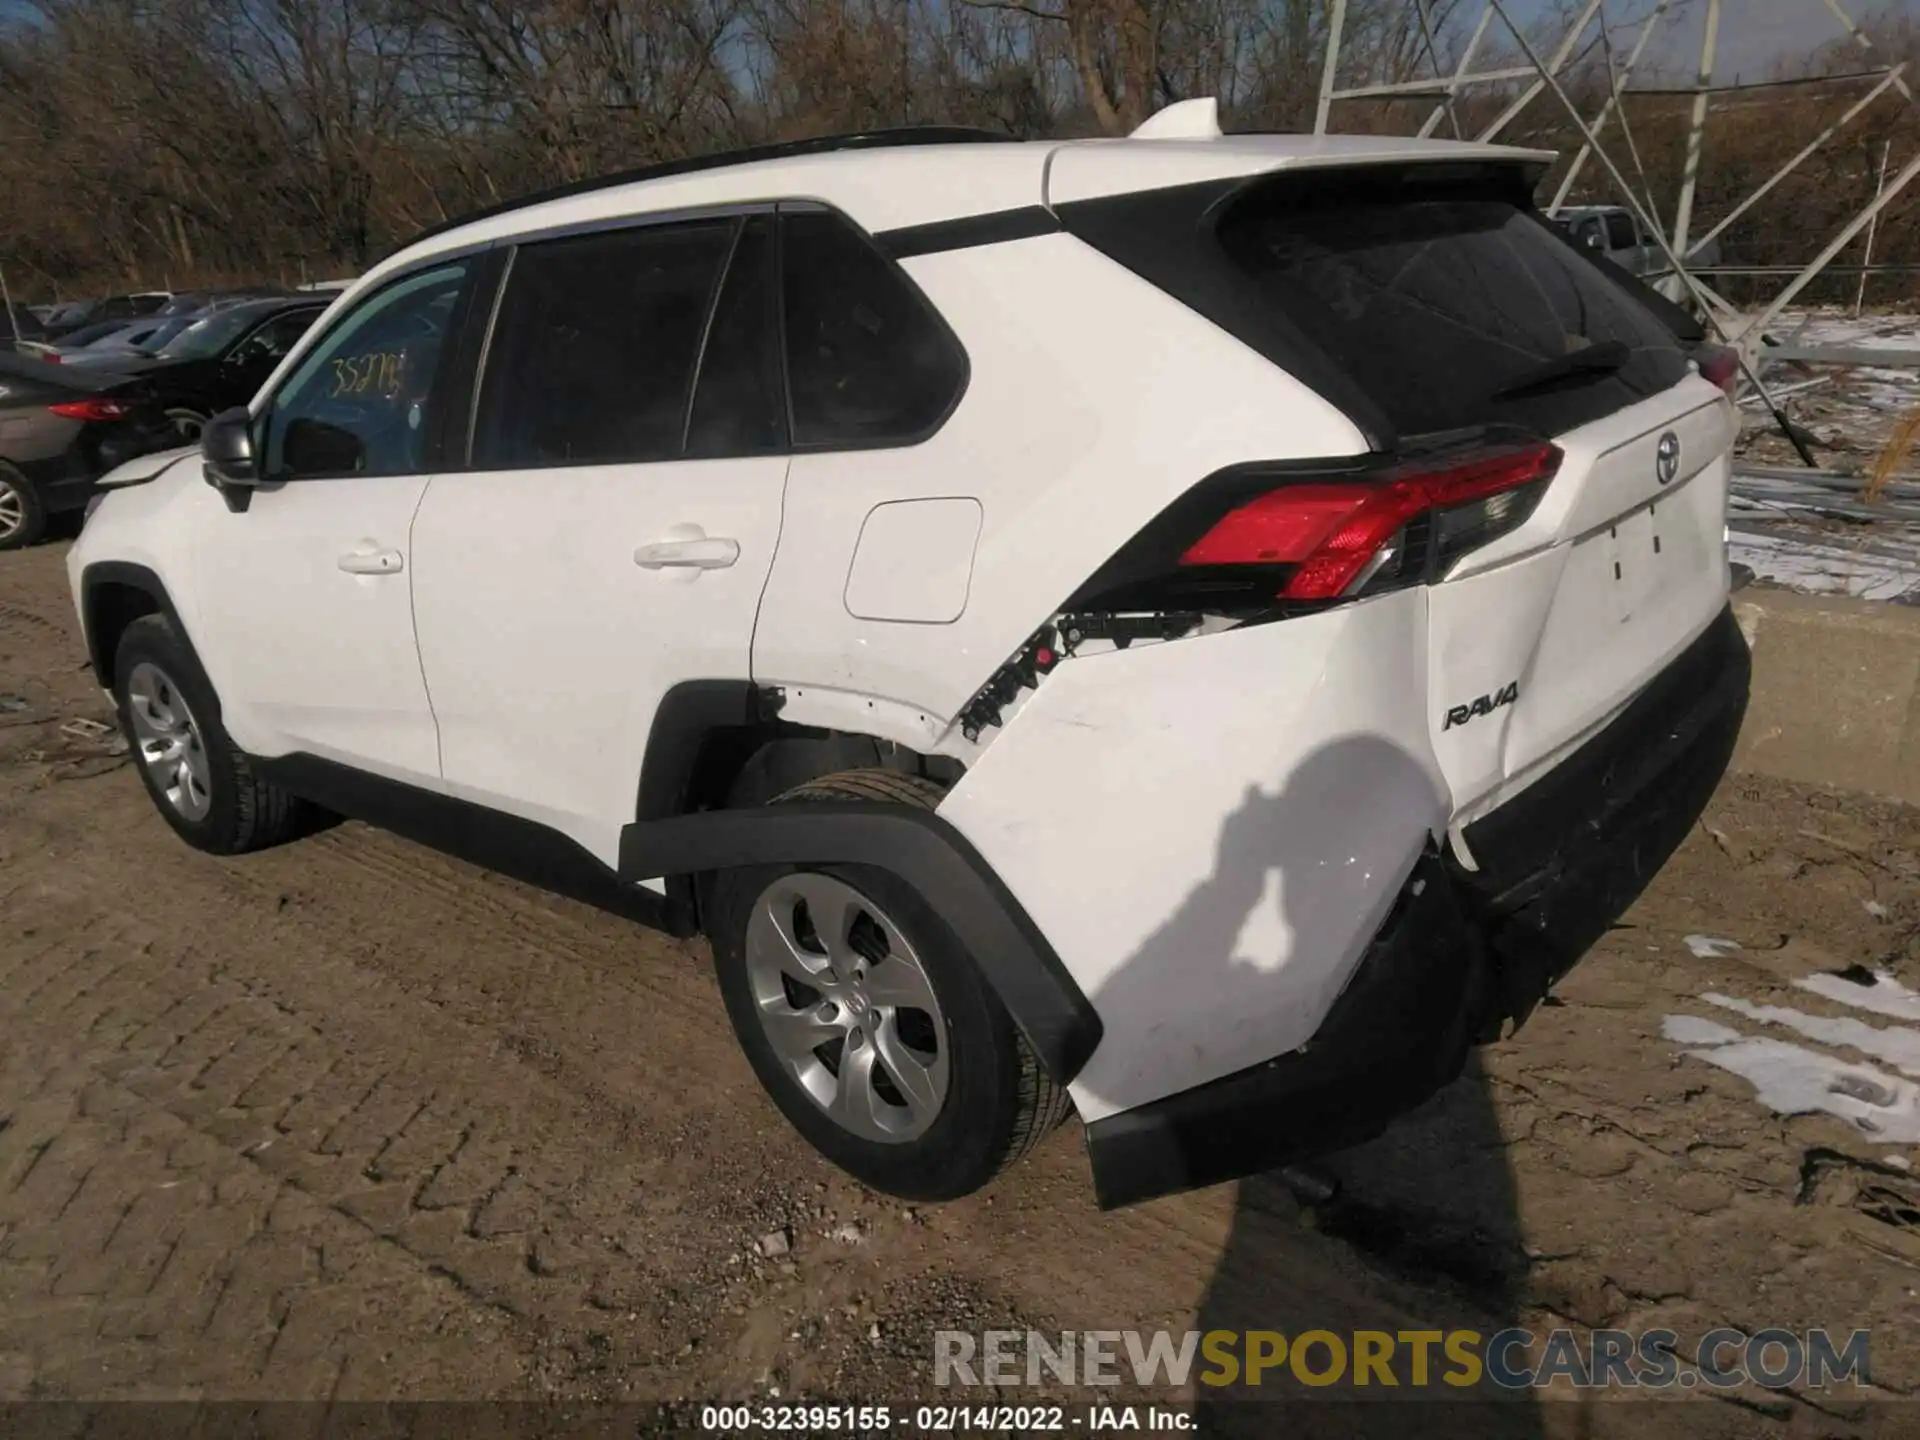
[4,538,1920,1437]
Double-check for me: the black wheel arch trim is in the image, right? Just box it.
[635,678,760,822]
[618,800,1103,1085]
[78,561,206,700]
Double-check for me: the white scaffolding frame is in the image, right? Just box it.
[1311,0,1919,405]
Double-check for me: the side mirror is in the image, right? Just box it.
[1581,231,1605,254]
[202,407,263,509]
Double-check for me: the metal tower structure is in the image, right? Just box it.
[1311,0,1919,477]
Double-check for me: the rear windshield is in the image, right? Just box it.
[1060,165,1690,446]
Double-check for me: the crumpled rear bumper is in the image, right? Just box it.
[1455,603,1752,1030]
[1084,604,1751,1209]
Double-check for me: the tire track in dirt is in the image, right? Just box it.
[0,737,1262,1403]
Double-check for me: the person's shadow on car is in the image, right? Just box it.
[1082,737,1547,1440]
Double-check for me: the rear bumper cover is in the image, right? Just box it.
[1085,603,1751,1209]
[1456,603,1752,1024]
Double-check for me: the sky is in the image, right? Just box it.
[1496,0,1912,84]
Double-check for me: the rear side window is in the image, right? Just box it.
[474,220,734,469]
[1062,167,1689,445]
[780,210,966,448]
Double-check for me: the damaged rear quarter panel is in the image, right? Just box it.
[936,587,1449,1121]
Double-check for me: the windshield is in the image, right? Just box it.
[155,307,260,361]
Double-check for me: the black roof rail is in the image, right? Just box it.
[381,125,1022,263]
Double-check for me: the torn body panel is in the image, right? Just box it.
[937,587,1448,1122]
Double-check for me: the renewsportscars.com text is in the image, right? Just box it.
[933,1328,1871,1391]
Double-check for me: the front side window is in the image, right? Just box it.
[780,210,967,449]
[263,262,469,480]
[1604,211,1637,250]
[472,220,735,469]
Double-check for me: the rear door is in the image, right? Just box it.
[409,211,790,870]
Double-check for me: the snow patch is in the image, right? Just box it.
[1663,1017,1920,1143]
[1796,969,1920,1023]
[1685,934,1742,959]
[1702,992,1920,1077]
[1727,526,1920,605]
[1662,1014,1744,1046]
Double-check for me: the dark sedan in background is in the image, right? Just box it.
[0,291,333,548]
[0,353,176,549]
[88,294,328,440]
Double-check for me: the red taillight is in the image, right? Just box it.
[47,398,133,423]
[1180,443,1563,601]
[1694,344,1741,397]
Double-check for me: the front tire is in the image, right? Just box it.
[111,614,309,854]
[707,769,1070,1201]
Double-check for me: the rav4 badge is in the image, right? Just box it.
[1443,682,1520,731]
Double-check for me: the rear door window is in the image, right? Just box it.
[473,220,735,469]
[686,217,786,459]
[779,209,967,449]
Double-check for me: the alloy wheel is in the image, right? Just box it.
[743,872,950,1143]
[125,660,212,821]
[0,478,24,543]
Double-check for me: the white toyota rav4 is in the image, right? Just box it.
[70,100,1750,1209]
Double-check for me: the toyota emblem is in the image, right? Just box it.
[1655,431,1681,485]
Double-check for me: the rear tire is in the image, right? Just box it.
[111,614,310,854]
[165,408,209,444]
[0,465,46,551]
[707,768,1070,1201]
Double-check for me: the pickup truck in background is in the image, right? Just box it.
[1552,204,1722,281]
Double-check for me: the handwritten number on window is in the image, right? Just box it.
[328,351,407,400]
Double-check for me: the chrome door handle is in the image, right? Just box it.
[634,537,740,570]
[338,548,404,576]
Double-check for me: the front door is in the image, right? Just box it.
[189,258,477,785]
